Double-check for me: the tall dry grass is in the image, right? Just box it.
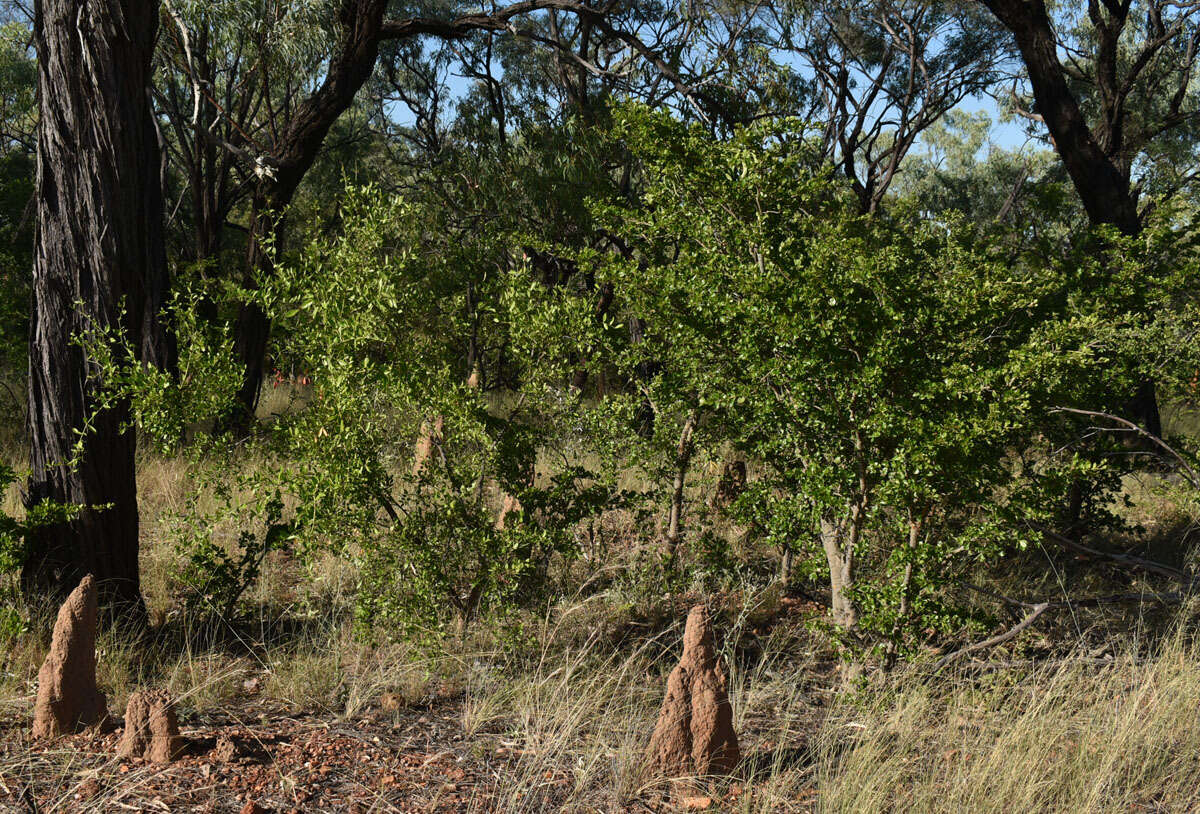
[445,613,1200,813]
[813,630,1200,813]
[2,425,1200,812]
[6,574,1200,811]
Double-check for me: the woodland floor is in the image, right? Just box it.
[5,592,1200,813]
[3,450,1199,813]
[0,692,823,813]
[3,698,564,813]
[0,598,836,814]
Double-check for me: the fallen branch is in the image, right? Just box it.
[935,602,1050,670]
[939,587,1185,671]
[1038,526,1192,586]
[954,656,1144,672]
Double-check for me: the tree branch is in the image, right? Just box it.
[382,0,707,120]
[936,601,1050,670]
[1050,406,1200,487]
[938,587,1184,670]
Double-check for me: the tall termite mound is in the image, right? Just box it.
[118,689,184,763]
[32,574,109,738]
[644,605,740,779]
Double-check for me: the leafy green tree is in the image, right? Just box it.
[981,0,1200,438]
[252,185,609,635]
[514,105,1172,644]
[149,0,696,430]
[0,21,34,377]
[712,0,1008,213]
[895,110,1071,233]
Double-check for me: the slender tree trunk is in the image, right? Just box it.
[190,101,225,327]
[664,410,698,556]
[143,101,176,377]
[820,517,858,630]
[824,433,869,630]
[231,300,271,428]
[23,0,165,620]
[883,517,922,670]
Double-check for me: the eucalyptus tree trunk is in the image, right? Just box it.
[981,0,1162,436]
[23,0,165,620]
[228,191,283,431]
[226,0,390,431]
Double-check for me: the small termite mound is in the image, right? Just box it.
[118,689,184,763]
[644,604,741,781]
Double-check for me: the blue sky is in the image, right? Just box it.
[959,93,1042,153]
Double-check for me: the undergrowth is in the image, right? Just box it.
[0,446,1198,812]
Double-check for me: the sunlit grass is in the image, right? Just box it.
[1,412,1199,811]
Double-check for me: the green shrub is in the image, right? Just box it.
[511,104,1176,651]
[256,186,613,636]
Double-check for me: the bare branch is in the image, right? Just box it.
[1039,526,1191,585]
[1051,406,1200,487]
[936,602,1051,670]
[938,587,1185,670]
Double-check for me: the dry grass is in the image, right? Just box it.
[6,576,1200,811]
[440,608,1200,813]
[814,628,1200,813]
[3,437,1200,811]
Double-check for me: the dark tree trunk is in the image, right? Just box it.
[230,303,271,428]
[227,191,283,431]
[226,0,391,430]
[982,0,1161,434]
[224,0,631,425]
[987,5,1140,233]
[23,0,166,620]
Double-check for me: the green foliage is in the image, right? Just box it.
[895,109,1076,239]
[0,149,31,371]
[254,185,612,636]
[0,462,81,577]
[0,464,22,575]
[355,476,568,639]
[76,286,262,618]
[81,283,242,450]
[512,104,1182,648]
[7,0,1199,673]
[0,22,35,375]
[87,83,1199,662]
[169,476,295,620]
